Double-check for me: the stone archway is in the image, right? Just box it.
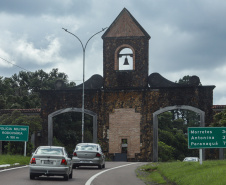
[153,105,205,162]
[48,107,97,145]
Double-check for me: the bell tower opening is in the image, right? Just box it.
[114,44,135,71]
[118,48,134,71]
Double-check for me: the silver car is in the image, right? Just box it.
[29,146,73,180]
[183,157,199,162]
[72,143,105,169]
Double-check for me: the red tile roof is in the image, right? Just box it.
[212,105,226,109]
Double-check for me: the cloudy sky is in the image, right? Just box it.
[0,0,226,105]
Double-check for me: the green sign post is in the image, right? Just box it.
[0,125,29,141]
[0,125,29,156]
[188,127,226,149]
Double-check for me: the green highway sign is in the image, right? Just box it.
[188,127,226,149]
[0,125,29,142]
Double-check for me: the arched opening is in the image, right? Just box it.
[114,44,135,70]
[48,108,97,148]
[118,48,133,70]
[53,112,93,152]
[153,105,205,162]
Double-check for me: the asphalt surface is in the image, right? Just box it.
[0,161,147,185]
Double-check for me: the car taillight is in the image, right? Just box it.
[30,158,36,164]
[61,159,67,165]
[73,152,77,156]
[96,153,101,157]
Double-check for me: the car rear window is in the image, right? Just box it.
[76,145,97,151]
[36,148,63,155]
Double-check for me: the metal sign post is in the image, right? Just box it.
[199,149,202,165]
[24,142,27,157]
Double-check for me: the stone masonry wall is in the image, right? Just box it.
[39,85,214,161]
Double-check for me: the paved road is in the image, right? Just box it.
[0,162,147,185]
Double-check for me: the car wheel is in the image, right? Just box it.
[30,173,35,180]
[102,164,105,168]
[73,164,77,169]
[98,164,102,169]
[69,169,73,179]
[64,174,69,181]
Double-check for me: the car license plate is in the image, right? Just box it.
[43,160,54,164]
[80,160,92,163]
[80,161,87,163]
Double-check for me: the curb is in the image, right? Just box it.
[0,163,20,169]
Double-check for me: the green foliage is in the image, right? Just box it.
[53,112,93,153]
[176,75,191,84]
[0,110,42,133]
[158,111,173,131]
[53,137,64,147]
[171,109,200,129]
[158,141,175,161]
[0,68,75,109]
[212,110,226,127]
[176,75,202,86]
[159,129,176,146]
[158,111,199,161]
[0,110,42,155]
[4,142,34,156]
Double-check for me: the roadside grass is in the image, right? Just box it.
[137,160,226,185]
[136,163,167,184]
[0,155,30,166]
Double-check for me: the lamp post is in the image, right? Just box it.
[62,27,107,143]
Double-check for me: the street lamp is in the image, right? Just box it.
[62,27,107,143]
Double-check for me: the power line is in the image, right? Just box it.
[0,56,81,83]
[0,56,31,72]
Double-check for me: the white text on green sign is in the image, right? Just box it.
[188,127,226,149]
[0,125,29,141]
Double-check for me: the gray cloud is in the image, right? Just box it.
[0,0,226,105]
[0,0,91,16]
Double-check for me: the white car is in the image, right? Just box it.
[183,157,199,162]
[29,146,73,180]
[72,143,105,169]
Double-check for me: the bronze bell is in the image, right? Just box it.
[123,56,129,65]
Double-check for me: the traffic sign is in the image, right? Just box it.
[188,127,226,149]
[0,125,29,141]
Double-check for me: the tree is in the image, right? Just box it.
[158,141,175,161]
[211,110,226,127]
[158,111,199,161]
[53,112,93,153]
[176,75,202,86]
[0,68,75,109]
[171,109,200,132]
[158,111,173,131]
[176,75,191,85]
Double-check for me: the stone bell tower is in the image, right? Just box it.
[102,8,151,89]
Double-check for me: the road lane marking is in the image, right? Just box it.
[85,163,139,185]
[0,165,28,173]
